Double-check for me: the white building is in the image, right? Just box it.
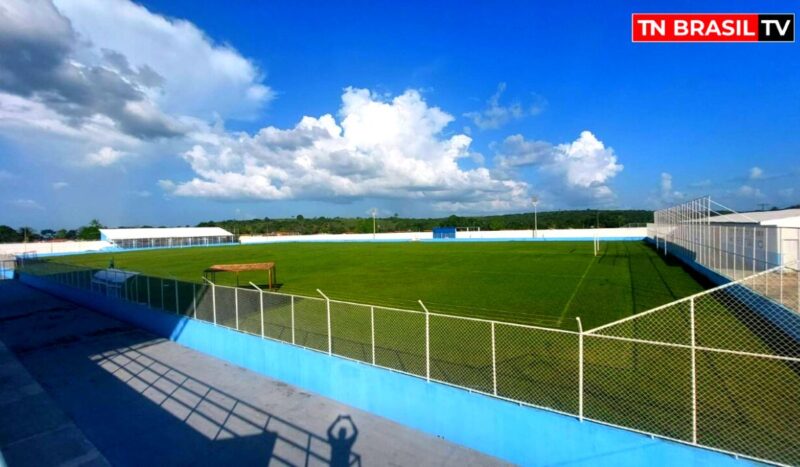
[100,227,236,250]
[707,209,800,268]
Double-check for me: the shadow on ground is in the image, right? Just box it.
[0,281,361,467]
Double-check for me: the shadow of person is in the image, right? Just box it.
[327,415,358,467]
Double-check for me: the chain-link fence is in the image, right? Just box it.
[651,196,800,284]
[15,258,800,465]
[0,258,15,280]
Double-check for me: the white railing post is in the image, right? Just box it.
[576,317,584,422]
[419,300,431,382]
[317,289,332,355]
[192,283,197,319]
[370,305,376,365]
[291,295,296,344]
[690,297,698,445]
[203,277,217,325]
[250,282,265,338]
[234,287,239,330]
[491,321,497,396]
[174,278,179,314]
[779,227,784,303]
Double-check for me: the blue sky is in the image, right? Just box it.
[0,0,797,229]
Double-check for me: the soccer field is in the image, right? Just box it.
[35,240,799,464]
[52,240,707,330]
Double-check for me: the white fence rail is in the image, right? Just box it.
[16,259,800,466]
[651,196,800,283]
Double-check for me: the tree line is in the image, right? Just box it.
[197,210,655,236]
[0,210,654,243]
[5,203,796,243]
[0,219,103,243]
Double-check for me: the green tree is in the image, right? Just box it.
[17,227,37,242]
[78,219,104,240]
[0,225,21,243]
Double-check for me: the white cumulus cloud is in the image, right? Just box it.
[492,131,623,204]
[162,88,531,212]
[7,198,44,210]
[54,0,273,120]
[85,146,126,166]
[736,185,764,199]
[0,0,271,157]
[464,83,545,130]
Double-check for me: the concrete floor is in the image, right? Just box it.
[0,281,504,466]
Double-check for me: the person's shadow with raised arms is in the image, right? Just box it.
[327,415,359,467]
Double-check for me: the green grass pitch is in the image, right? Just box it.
[52,240,707,330]
[39,240,799,463]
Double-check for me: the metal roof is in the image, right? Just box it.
[707,209,800,226]
[100,227,234,240]
[92,269,139,284]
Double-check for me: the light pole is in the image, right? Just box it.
[370,208,377,239]
[531,196,539,238]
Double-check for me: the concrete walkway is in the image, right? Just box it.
[0,281,504,466]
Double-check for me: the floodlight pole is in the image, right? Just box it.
[531,196,539,239]
[371,208,377,240]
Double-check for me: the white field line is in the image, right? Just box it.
[557,255,596,326]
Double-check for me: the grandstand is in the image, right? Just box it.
[100,227,236,249]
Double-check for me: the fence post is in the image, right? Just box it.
[234,287,239,330]
[291,295,296,344]
[174,278,179,314]
[576,317,584,422]
[491,321,497,396]
[203,278,217,325]
[146,277,151,308]
[779,227,784,303]
[419,300,431,382]
[317,289,332,355]
[690,297,698,445]
[370,306,376,366]
[192,283,197,319]
[249,282,265,338]
[260,290,264,337]
[160,278,165,310]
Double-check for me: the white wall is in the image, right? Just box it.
[457,227,647,239]
[241,227,647,244]
[0,241,112,257]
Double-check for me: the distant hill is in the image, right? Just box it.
[197,209,654,236]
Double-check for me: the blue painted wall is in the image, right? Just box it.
[19,274,745,466]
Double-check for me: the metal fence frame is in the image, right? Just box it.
[15,258,800,466]
[0,259,15,280]
[651,196,800,282]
